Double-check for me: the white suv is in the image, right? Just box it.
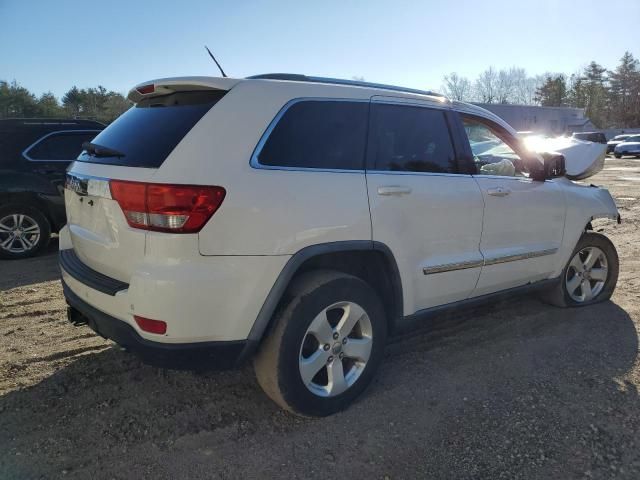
[60,74,620,416]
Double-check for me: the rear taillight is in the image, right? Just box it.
[109,180,225,233]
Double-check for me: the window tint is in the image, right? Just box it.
[28,132,98,161]
[258,101,368,170]
[369,104,456,173]
[462,117,528,177]
[77,90,224,168]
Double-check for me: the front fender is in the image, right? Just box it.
[552,178,619,277]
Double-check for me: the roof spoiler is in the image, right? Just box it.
[127,76,240,103]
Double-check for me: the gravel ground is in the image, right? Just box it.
[1,158,640,479]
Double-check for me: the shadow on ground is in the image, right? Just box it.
[1,296,638,479]
[0,238,60,291]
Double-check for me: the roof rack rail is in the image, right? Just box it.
[246,73,444,98]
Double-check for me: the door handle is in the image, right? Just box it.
[487,187,511,197]
[377,186,412,196]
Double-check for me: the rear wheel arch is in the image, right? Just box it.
[245,241,403,356]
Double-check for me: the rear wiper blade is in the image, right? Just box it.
[82,142,125,158]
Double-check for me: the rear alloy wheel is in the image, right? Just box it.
[542,232,618,307]
[0,206,50,259]
[299,300,373,398]
[254,270,387,416]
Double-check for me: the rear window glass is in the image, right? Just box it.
[27,131,98,161]
[257,100,368,170]
[77,90,225,168]
[368,104,456,173]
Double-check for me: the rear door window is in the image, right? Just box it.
[367,103,457,173]
[256,100,368,170]
[26,131,99,161]
[77,90,225,168]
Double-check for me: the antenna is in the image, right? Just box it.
[204,46,227,78]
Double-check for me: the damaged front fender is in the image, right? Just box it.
[551,178,619,277]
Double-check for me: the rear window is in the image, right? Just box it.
[257,100,368,170]
[77,90,225,168]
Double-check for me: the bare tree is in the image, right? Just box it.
[441,72,472,101]
[474,67,498,103]
[496,68,516,103]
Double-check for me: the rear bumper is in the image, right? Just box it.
[63,281,250,369]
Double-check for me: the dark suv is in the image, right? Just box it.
[0,118,103,259]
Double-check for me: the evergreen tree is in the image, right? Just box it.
[608,51,640,127]
[37,92,63,117]
[0,80,40,117]
[534,75,567,107]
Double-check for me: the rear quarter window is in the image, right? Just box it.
[77,90,225,168]
[256,100,368,170]
[26,131,99,161]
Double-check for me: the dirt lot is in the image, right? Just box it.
[1,158,640,479]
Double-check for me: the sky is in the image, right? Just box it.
[1,0,639,99]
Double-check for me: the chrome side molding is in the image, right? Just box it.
[483,248,558,266]
[423,248,558,275]
[422,259,484,275]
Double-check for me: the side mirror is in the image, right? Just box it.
[542,152,566,179]
[531,152,566,180]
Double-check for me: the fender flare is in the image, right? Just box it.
[239,240,403,360]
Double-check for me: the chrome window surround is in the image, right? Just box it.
[423,248,558,275]
[249,97,369,174]
[250,97,467,177]
[22,130,102,163]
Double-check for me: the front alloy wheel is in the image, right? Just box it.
[542,232,618,307]
[565,246,608,303]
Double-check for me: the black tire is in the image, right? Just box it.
[253,270,388,416]
[542,232,618,308]
[0,204,51,260]
[614,153,622,159]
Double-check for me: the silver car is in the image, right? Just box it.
[606,134,632,154]
[613,134,640,158]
